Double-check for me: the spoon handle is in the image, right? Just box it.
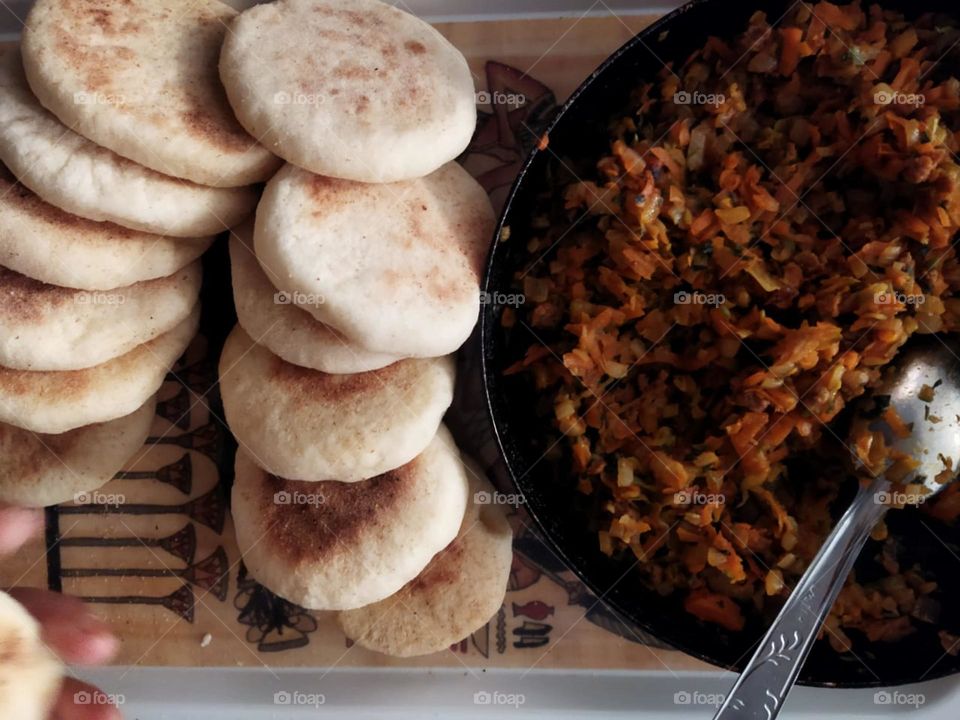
[713,478,889,720]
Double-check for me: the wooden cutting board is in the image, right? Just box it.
[1,13,714,674]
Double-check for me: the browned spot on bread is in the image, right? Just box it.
[0,329,172,405]
[409,539,465,591]
[268,351,405,403]
[258,461,417,564]
[89,8,112,31]
[0,164,137,239]
[314,29,354,44]
[63,0,139,37]
[50,23,135,81]
[38,0,255,153]
[305,173,338,201]
[361,184,484,305]
[0,421,83,478]
[299,166,487,308]
[180,105,255,153]
[261,1,441,127]
[305,173,363,214]
[312,6,374,29]
[0,266,75,320]
[0,165,112,233]
[333,63,378,81]
[422,274,465,305]
[0,362,93,399]
[178,52,261,153]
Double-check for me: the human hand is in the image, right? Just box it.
[1,504,121,720]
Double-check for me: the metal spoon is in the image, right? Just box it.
[714,339,960,720]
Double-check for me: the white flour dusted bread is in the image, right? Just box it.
[0,48,257,236]
[229,224,401,374]
[254,162,494,357]
[0,164,210,291]
[22,0,280,187]
[0,395,156,507]
[0,591,63,720]
[220,0,476,182]
[336,462,513,657]
[218,325,454,482]
[0,261,201,371]
[0,304,198,433]
[230,426,469,609]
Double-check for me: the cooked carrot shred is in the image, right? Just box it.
[684,590,746,631]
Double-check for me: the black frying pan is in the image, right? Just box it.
[480,0,960,687]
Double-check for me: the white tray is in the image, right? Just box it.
[72,667,959,719]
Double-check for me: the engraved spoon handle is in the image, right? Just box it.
[714,478,889,720]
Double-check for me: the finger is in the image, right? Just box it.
[9,588,118,665]
[53,678,123,720]
[0,504,44,554]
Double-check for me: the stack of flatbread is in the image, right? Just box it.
[0,0,274,514]
[219,0,513,657]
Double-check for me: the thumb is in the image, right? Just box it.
[0,504,44,555]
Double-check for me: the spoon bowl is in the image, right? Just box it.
[866,339,960,498]
[715,339,960,719]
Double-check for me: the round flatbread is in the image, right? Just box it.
[22,0,280,188]
[0,47,256,237]
[336,465,513,656]
[230,225,401,374]
[0,164,211,290]
[0,304,198,433]
[220,0,477,183]
[0,591,63,720]
[0,261,201,371]
[219,325,454,482]
[255,162,493,356]
[0,395,156,507]
[231,425,469,609]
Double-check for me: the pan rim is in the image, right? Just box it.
[479,0,960,689]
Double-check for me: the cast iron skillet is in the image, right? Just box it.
[481,0,960,687]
